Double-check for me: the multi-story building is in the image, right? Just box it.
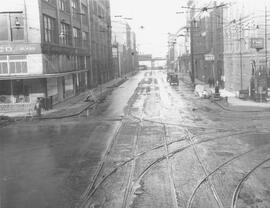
[111,20,137,77]
[167,33,177,71]
[0,0,112,113]
[190,2,224,84]
[176,0,224,84]
[89,0,112,86]
[223,0,270,92]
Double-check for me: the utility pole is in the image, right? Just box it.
[190,19,195,84]
[265,5,268,73]
[239,18,243,90]
[213,2,217,82]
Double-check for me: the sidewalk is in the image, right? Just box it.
[179,72,270,112]
[0,77,127,120]
[214,89,270,112]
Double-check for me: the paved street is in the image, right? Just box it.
[1,70,270,208]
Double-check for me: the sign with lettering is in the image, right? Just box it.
[250,38,264,49]
[0,44,41,55]
[204,54,215,61]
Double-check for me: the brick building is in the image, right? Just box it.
[191,2,224,84]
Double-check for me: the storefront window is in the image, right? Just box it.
[0,80,12,103]
[0,80,30,104]
[13,80,30,103]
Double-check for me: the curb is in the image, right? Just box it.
[0,116,14,128]
[7,78,127,121]
[39,101,97,120]
[37,88,109,120]
[179,77,270,113]
[212,99,270,113]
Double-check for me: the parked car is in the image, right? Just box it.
[167,72,173,82]
[169,74,179,86]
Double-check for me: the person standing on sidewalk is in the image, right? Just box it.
[34,98,42,117]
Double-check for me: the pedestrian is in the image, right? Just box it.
[189,70,192,82]
[208,77,211,87]
[215,80,220,94]
[211,77,215,88]
[34,98,42,117]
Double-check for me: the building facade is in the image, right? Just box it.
[111,20,138,77]
[89,0,112,86]
[223,0,270,92]
[189,1,224,85]
[0,0,112,112]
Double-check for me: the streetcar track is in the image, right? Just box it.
[231,157,270,208]
[78,120,124,208]
[185,129,224,208]
[162,123,179,208]
[121,123,141,208]
[187,148,255,208]
[129,112,270,133]
[79,73,270,208]
[78,129,259,205]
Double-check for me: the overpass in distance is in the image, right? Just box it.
[138,54,167,69]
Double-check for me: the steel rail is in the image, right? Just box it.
[187,148,255,208]
[231,157,270,208]
[78,120,124,208]
[185,129,224,208]
[162,123,179,208]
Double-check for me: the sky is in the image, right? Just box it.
[110,0,270,58]
[110,0,188,58]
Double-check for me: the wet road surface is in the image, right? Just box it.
[1,70,270,208]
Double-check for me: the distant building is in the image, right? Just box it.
[0,0,112,112]
[167,33,177,72]
[111,20,138,77]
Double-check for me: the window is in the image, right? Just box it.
[73,27,81,47]
[71,0,80,21]
[0,56,8,74]
[13,80,30,103]
[93,1,98,15]
[43,0,56,4]
[78,56,86,69]
[0,55,27,74]
[43,15,56,43]
[81,4,88,25]
[9,55,27,74]
[60,22,71,45]
[0,80,12,103]
[59,0,70,12]
[0,15,9,41]
[82,31,88,48]
[0,13,24,41]
[10,13,24,41]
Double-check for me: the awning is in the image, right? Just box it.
[0,69,89,80]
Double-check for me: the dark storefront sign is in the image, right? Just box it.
[250,38,264,50]
[0,43,41,55]
[41,44,90,56]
